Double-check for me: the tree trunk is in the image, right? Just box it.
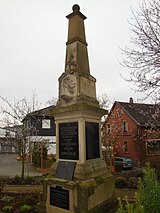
[21,158,25,180]
[21,139,25,180]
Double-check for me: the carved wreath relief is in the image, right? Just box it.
[61,74,77,99]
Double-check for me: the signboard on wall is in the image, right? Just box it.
[50,186,69,210]
[59,122,79,160]
[85,122,100,160]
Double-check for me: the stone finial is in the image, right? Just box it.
[129,97,134,103]
[72,4,80,12]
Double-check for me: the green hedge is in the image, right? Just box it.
[32,145,47,167]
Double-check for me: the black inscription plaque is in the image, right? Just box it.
[55,161,76,180]
[85,122,100,160]
[59,122,79,160]
[50,186,69,210]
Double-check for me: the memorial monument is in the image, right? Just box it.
[44,4,115,213]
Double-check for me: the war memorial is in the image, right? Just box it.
[43,5,115,213]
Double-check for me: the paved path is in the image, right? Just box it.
[0,153,42,177]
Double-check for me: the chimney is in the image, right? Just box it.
[129,97,134,103]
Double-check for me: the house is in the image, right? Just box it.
[0,127,16,153]
[103,98,160,167]
[24,105,56,162]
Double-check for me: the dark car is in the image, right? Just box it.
[114,157,134,170]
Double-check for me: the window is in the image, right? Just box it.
[124,141,128,153]
[122,121,128,133]
[42,119,51,129]
[1,145,12,153]
[146,140,160,155]
[107,124,111,134]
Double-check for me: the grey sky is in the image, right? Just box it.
[0,0,144,107]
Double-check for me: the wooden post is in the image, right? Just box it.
[40,143,43,171]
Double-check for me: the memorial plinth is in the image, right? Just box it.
[44,4,115,213]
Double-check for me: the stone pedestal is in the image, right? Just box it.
[43,103,115,213]
[44,172,115,213]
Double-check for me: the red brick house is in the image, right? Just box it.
[103,98,160,167]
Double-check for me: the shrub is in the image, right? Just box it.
[128,177,138,189]
[2,205,13,212]
[25,175,34,184]
[116,163,160,213]
[14,174,21,184]
[51,154,56,162]
[137,164,160,213]
[117,196,136,213]
[115,164,123,172]
[1,196,14,202]
[115,177,127,188]
[6,175,43,185]
[20,204,32,212]
[32,145,47,167]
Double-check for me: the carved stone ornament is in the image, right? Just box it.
[65,54,76,74]
[61,74,77,100]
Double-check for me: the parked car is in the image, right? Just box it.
[114,157,134,170]
[16,155,27,161]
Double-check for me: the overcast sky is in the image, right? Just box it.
[0,0,146,108]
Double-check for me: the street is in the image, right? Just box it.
[0,153,42,177]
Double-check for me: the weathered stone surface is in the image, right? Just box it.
[44,174,115,213]
[74,159,109,180]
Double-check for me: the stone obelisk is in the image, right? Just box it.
[44,5,115,213]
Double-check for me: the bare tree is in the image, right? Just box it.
[98,93,112,110]
[0,93,41,179]
[45,97,57,106]
[98,93,113,122]
[121,0,160,101]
